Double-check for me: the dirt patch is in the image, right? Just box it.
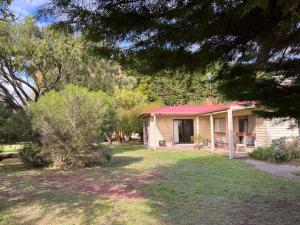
[1,171,165,200]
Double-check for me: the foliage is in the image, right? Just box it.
[191,135,206,147]
[135,67,222,105]
[113,88,148,140]
[250,137,300,162]
[0,0,13,21]
[0,145,3,153]
[43,0,300,122]
[0,17,135,109]
[29,85,116,168]
[271,137,289,151]
[19,143,48,167]
[114,88,147,111]
[0,104,31,144]
[112,87,162,142]
[82,144,112,167]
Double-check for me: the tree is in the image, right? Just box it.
[0,0,13,21]
[0,103,31,144]
[113,88,148,141]
[135,67,222,105]
[43,1,300,123]
[29,85,116,168]
[0,17,135,109]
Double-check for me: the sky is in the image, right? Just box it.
[10,0,49,22]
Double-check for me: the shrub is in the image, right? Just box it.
[81,144,112,167]
[271,137,287,151]
[19,143,49,167]
[0,145,3,153]
[0,104,31,144]
[250,136,300,162]
[28,85,117,168]
[249,146,275,161]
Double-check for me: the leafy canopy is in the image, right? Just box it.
[135,67,222,105]
[0,103,31,144]
[29,84,117,167]
[0,17,134,109]
[113,88,148,136]
[43,0,300,120]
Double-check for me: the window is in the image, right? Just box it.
[214,118,226,132]
[173,119,194,143]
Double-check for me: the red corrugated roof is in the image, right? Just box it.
[139,101,254,117]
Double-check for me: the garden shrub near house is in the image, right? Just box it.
[28,85,116,168]
[249,136,300,162]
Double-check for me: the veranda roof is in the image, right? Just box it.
[139,102,254,118]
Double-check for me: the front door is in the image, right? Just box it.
[173,119,194,143]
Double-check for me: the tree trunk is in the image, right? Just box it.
[298,120,300,146]
[140,132,144,143]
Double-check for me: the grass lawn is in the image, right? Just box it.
[1,144,300,225]
[0,144,23,153]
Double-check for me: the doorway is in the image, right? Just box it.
[173,119,194,144]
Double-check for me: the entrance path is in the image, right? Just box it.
[245,159,300,182]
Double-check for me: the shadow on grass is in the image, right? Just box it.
[142,155,300,225]
[0,156,145,224]
[0,191,114,225]
[1,146,300,225]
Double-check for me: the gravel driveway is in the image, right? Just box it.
[245,159,300,182]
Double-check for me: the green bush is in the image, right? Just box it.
[249,146,274,161]
[250,137,300,162]
[0,104,31,144]
[271,137,287,151]
[19,143,49,167]
[28,85,117,168]
[0,145,3,153]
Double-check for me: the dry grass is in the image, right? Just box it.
[1,144,300,225]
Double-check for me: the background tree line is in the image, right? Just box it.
[41,0,300,125]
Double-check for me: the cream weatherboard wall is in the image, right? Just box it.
[145,111,299,149]
[147,115,211,148]
[255,118,298,146]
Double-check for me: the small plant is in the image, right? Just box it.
[192,135,206,150]
[19,143,50,167]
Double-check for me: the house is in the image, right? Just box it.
[139,101,298,159]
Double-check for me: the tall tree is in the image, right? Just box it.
[135,67,222,105]
[113,88,148,141]
[0,17,135,109]
[0,0,13,21]
[43,1,300,122]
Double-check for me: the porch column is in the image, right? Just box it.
[196,116,199,135]
[210,114,214,152]
[153,114,156,125]
[227,108,234,159]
